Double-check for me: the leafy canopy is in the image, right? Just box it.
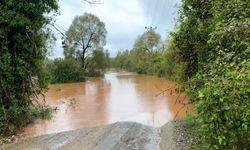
[63,13,107,69]
[174,0,250,149]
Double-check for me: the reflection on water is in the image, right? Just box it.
[23,70,192,135]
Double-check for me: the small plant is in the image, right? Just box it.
[56,85,62,92]
[0,104,53,136]
[69,98,76,105]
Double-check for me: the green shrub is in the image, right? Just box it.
[0,1,58,136]
[187,60,250,149]
[46,58,86,83]
[156,36,186,81]
[0,104,52,136]
[174,0,250,149]
[85,70,103,77]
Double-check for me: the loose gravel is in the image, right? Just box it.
[2,121,195,150]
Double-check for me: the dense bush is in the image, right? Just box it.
[112,50,132,70]
[47,48,110,82]
[189,61,250,149]
[46,59,86,83]
[156,37,186,81]
[0,105,52,136]
[85,48,110,76]
[0,1,58,136]
[174,0,250,149]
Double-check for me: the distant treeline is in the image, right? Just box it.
[111,29,185,82]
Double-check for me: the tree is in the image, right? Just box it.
[174,0,214,78]
[0,0,58,135]
[87,48,110,70]
[113,50,132,70]
[63,13,107,69]
[173,0,250,149]
[133,29,162,52]
[129,30,162,74]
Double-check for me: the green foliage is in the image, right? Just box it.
[113,50,132,70]
[60,13,109,78]
[174,0,214,78]
[130,29,164,74]
[46,58,86,83]
[112,29,172,77]
[46,49,110,83]
[173,0,250,149]
[0,0,58,136]
[87,49,110,70]
[112,30,184,82]
[85,48,110,76]
[63,13,107,69]
[133,29,162,52]
[190,62,250,149]
[156,36,186,81]
[0,104,52,136]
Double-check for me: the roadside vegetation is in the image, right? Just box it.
[0,0,58,136]
[113,0,250,149]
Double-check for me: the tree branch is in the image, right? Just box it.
[155,85,192,120]
[82,0,103,5]
[84,32,94,51]
[50,23,82,45]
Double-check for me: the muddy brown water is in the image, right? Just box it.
[23,70,192,136]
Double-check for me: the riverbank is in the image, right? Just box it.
[2,121,194,150]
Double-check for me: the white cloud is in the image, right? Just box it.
[49,0,181,58]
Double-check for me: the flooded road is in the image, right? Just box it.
[23,70,192,136]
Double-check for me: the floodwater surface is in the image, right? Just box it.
[23,70,192,136]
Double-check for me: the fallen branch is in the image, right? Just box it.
[155,85,176,97]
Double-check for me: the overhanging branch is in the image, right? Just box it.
[82,0,103,5]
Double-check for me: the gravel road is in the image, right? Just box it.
[3,121,193,150]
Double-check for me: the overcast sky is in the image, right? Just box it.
[50,0,181,58]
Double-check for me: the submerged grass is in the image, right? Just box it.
[0,104,53,137]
